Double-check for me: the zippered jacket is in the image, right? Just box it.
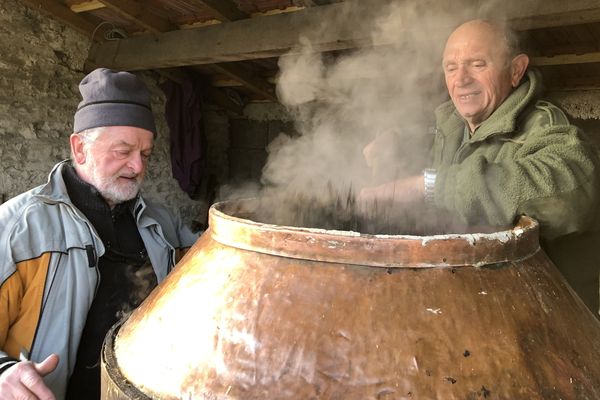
[431,69,600,313]
[0,160,199,399]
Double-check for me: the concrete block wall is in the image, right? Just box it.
[228,114,296,183]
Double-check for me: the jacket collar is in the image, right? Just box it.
[435,69,542,142]
[35,160,75,205]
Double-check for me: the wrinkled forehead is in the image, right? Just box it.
[443,22,509,62]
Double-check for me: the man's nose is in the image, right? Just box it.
[128,153,145,174]
[456,65,472,85]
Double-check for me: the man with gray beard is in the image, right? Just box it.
[361,20,600,318]
[0,68,198,399]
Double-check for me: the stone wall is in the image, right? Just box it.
[0,1,215,228]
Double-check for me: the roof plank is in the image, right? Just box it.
[98,0,176,34]
[191,0,248,22]
[21,0,108,41]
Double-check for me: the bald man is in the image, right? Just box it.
[361,19,600,316]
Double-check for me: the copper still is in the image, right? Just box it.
[101,199,600,399]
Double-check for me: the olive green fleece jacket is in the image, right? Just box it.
[430,69,600,314]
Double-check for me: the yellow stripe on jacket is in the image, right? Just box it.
[0,253,51,358]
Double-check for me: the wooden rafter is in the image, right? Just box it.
[97,0,175,34]
[88,3,361,70]
[88,0,600,73]
[20,0,245,110]
[70,0,105,13]
[531,52,600,66]
[192,0,248,22]
[71,0,268,102]
[293,0,317,7]
[211,63,276,101]
[510,6,600,30]
[20,0,109,41]
[156,67,244,114]
[90,1,278,100]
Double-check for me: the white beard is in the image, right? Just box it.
[86,156,142,205]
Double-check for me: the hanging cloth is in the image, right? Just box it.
[160,76,209,200]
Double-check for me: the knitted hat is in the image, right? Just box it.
[73,68,157,135]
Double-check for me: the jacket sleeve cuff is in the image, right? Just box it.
[0,356,19,375]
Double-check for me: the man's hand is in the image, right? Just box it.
[0,354,59,400]
[363,130,401,170]
[358,175,425,205]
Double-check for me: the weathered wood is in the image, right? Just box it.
[211,63,276,101]
[70,0,105,13]
[531,52,600,66]
[510,6,600,30]
[157,67,245,114]
[20,0,109,41]
[293,0,317,7]
[205,86,244,115]
[193,0,248,22]
[87,0,600,71]
[87,3,364,70]
[98,0,175,34]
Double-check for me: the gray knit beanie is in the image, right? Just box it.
[73,68,157,135]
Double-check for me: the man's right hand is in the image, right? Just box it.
[0,354,59,400]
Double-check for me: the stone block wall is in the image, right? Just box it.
[0,1,223,229]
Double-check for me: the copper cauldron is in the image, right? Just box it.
[101,199,600,399]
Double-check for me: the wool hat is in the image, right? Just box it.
[73,68,157,135]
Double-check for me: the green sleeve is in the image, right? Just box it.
[434,126,600,240]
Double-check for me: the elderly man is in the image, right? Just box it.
[0,69,198,399]
[361,20,600,314]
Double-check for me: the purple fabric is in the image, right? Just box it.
[160,77,209,200]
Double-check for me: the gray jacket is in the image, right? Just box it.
[0,160,198,398]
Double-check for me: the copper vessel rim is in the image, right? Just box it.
[208,199,541,268]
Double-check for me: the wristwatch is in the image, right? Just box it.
[423,168,437,205]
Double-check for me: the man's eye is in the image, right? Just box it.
[473,62,486,68]
[115,150,130,157]
[445,65,457,72]
[142,153,151,160]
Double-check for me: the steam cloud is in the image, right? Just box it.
[223,0,507,234]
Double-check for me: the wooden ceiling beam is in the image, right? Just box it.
[93,1,269,103]
[211,63,277,101]
[20,0,109,41]
[510,6,600,30]
[191,0,248,22]
[97,0,176,34]
[88,0,600,71]
[205,86,245,115]
[156,67,244,115]
[293,0,318,7]
[545,76,600,91]
[70,0,106,13]
[531,52,600,66]
[87,2,364,70]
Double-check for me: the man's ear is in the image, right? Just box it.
[70,133,87,165]
[510,53,530,87]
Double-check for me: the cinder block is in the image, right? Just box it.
[230,119,269,149]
